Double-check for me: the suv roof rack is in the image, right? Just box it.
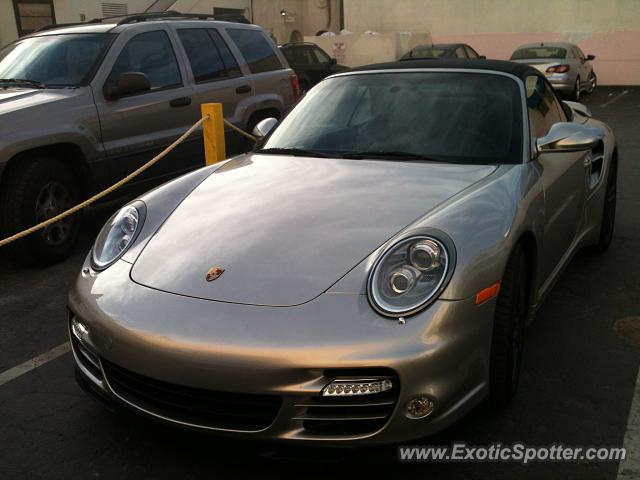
[114,10,217,25]
[34,19,102,33]
[32,10,249,34]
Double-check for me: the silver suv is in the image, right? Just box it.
[0,12,299,265]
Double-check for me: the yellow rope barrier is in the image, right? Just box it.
[0,116,208,248]
[224,118,257,142]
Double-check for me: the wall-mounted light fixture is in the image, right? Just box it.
[280,10,287,16]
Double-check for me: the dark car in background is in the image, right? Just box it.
[400,43,485,60]
[279,42,348,93]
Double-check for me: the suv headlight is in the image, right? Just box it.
[91,202,145,270]
[368,234,455,317]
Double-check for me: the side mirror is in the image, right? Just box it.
[478,55,487,59]
[104,72,151,100]
[537,122,604,153]
[329,58,337,65]
[252,117,278,139]
[586,54,596,61]
[563,100,592,118]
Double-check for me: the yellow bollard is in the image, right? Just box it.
[201,103,226,165]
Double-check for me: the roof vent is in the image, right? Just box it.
[101,2,128,17]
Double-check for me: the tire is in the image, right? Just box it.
[571,77,581,101]
[586,72,597,95]
[595,158,617,252]
[0,156,81,266]
[489,244,527,406]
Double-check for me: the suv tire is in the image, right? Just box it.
[0,156,81,266]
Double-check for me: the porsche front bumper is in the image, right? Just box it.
[68,259,496,445]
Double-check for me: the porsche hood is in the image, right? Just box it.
[131,154,496,306]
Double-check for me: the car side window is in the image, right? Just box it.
[107,30,182,91]
[178,29,236,83]
[525,75,566,138]
[226,28,282,74]
[312,47,331,64]
[455,47,467,59]
[574,46,585,61]
[301,46,318,64]
[465,46,479,59]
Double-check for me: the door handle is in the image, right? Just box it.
[235,84,252,94]
[170,96,191,107]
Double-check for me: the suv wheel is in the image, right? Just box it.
[0,156,81,265]
[489,244,527,406]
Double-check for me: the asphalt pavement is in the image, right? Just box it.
[0,87,639,479]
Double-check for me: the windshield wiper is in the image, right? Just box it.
[340,151,442,162]
[0,78,46,89]
[256,147,337,158]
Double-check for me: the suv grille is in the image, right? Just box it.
[102,360,282,432]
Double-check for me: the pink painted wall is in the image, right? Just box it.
[432,31,640,85]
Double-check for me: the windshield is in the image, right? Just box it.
[511,47,567,60]
[0,34,114,87]
[402,47,447,59]
[262,72,523,164]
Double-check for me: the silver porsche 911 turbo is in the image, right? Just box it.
[69,60,617,444]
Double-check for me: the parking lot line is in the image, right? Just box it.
[600,90,629,109]
[0,343,70,387]
[618,367,640,479]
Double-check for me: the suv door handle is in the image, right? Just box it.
[170,96,192,107]
[235,85,252,94]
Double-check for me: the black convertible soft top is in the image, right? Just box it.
[349,59,540,81]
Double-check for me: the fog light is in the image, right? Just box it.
[322,378,394,396]
[405,396,435,419]
[71,317,90,345]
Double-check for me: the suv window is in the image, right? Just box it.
[227,28,282,73]
[0,33,113,86]
[208,29,242,77]
[526,75,566,137]
[107,30,181,91]
[455,47,467,59]
[178,29,240,82]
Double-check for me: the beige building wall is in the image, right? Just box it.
[253,0,340,44]
[0,0,19,47]
[342,0,640,85]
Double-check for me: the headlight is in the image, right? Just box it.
[368,234,455,317]
[91,202,145,270]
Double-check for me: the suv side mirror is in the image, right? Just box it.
[586,54,596,61]
[537,122,604,153]
[478,55,487,59]
[104,72,151,101]
[252,117,278,139]
[328,58,337,65]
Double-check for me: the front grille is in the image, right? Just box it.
[101,360,282,432]
[297,371,399,436]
